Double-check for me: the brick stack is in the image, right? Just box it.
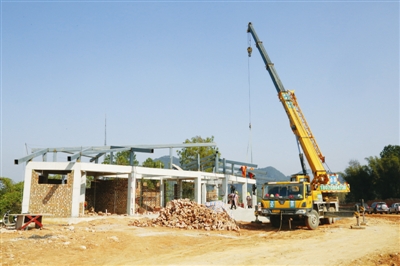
[129,199,240,231]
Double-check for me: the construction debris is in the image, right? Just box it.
[129,199,240,231]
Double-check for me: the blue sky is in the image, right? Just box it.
[1,1,399,182]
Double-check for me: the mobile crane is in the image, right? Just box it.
[247,22,350,229]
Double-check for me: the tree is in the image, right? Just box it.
[367,155,400,199]
[141,158,164,190]
[0,177,24,216]
[343,160,376,202]
[103,150,139,166]
[175,136,218,200]
[380,145,400,159]
[176,136,218,172]
[344,145,400,202]
[142,158,164,169]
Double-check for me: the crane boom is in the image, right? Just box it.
[247,22,286,94]
[247,22,346,189]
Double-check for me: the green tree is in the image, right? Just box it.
[380,145,400,159]
[343,160,376,202]
[175,136,218,200]
[103,150,139,166]
[176,136,218,172]
[344,145,400,202]
[367,155,400,199]
[0,177,24,216]
[142,158,164,169]
[141,158,164,190]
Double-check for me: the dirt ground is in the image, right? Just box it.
[1,213,399,266]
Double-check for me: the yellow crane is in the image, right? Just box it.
[247,22,350,230]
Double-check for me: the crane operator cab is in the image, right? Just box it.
[290,174,310,183]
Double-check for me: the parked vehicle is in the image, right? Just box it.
[355,203,369,213]
[368,202,389,214]
[389,203,400,214]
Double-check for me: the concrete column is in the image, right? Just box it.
[241,182,247,208]
[80,171,87,216]
[127,168,137,215]
[201,182,206,204]
[222,175,228,204]
[71,163,82,217]
[194,175,202,204]
[159,178,164,207]
[21,162,33,213]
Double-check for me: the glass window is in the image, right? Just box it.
[263,184,304,200]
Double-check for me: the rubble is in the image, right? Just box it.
[129,199,240,231]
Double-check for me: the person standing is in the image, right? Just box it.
[246,192,252,209]
[231,191,238,210]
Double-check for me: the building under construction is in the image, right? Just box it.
[15,143,258,217]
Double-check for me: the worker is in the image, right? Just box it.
[230,185,236,194]
[240,166,247,177]
[248,167,255,179]
[230,191,238,210]
[246,192,252,209]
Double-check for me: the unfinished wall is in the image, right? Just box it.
[29,170,73,217]
[86,179,129,214]
[85,178,161,214]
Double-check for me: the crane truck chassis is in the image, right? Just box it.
[247,22,350,230]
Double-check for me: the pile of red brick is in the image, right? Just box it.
[129,199,240,231]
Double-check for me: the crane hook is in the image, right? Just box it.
[247,46,252,57]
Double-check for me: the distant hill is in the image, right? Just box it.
[254,166,289,184]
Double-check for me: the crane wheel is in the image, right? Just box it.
[305,210,319,230]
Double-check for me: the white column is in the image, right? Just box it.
[159,177,164,207]
[194,175,202,204]
[241,182,247,208]
[127,168,137,215]
[21,162,33,213]
[222,175,228,204]
[201,182,206,204]
[80,171,87,216]
[71,163,82,217]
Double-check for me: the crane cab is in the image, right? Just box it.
[290,174,310,183]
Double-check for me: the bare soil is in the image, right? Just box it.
[1,213,399,266]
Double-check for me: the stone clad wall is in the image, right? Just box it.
[29,170,73,217]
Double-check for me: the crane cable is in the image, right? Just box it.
[246,33,253,164]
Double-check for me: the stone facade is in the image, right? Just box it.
[28,170,73,217]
